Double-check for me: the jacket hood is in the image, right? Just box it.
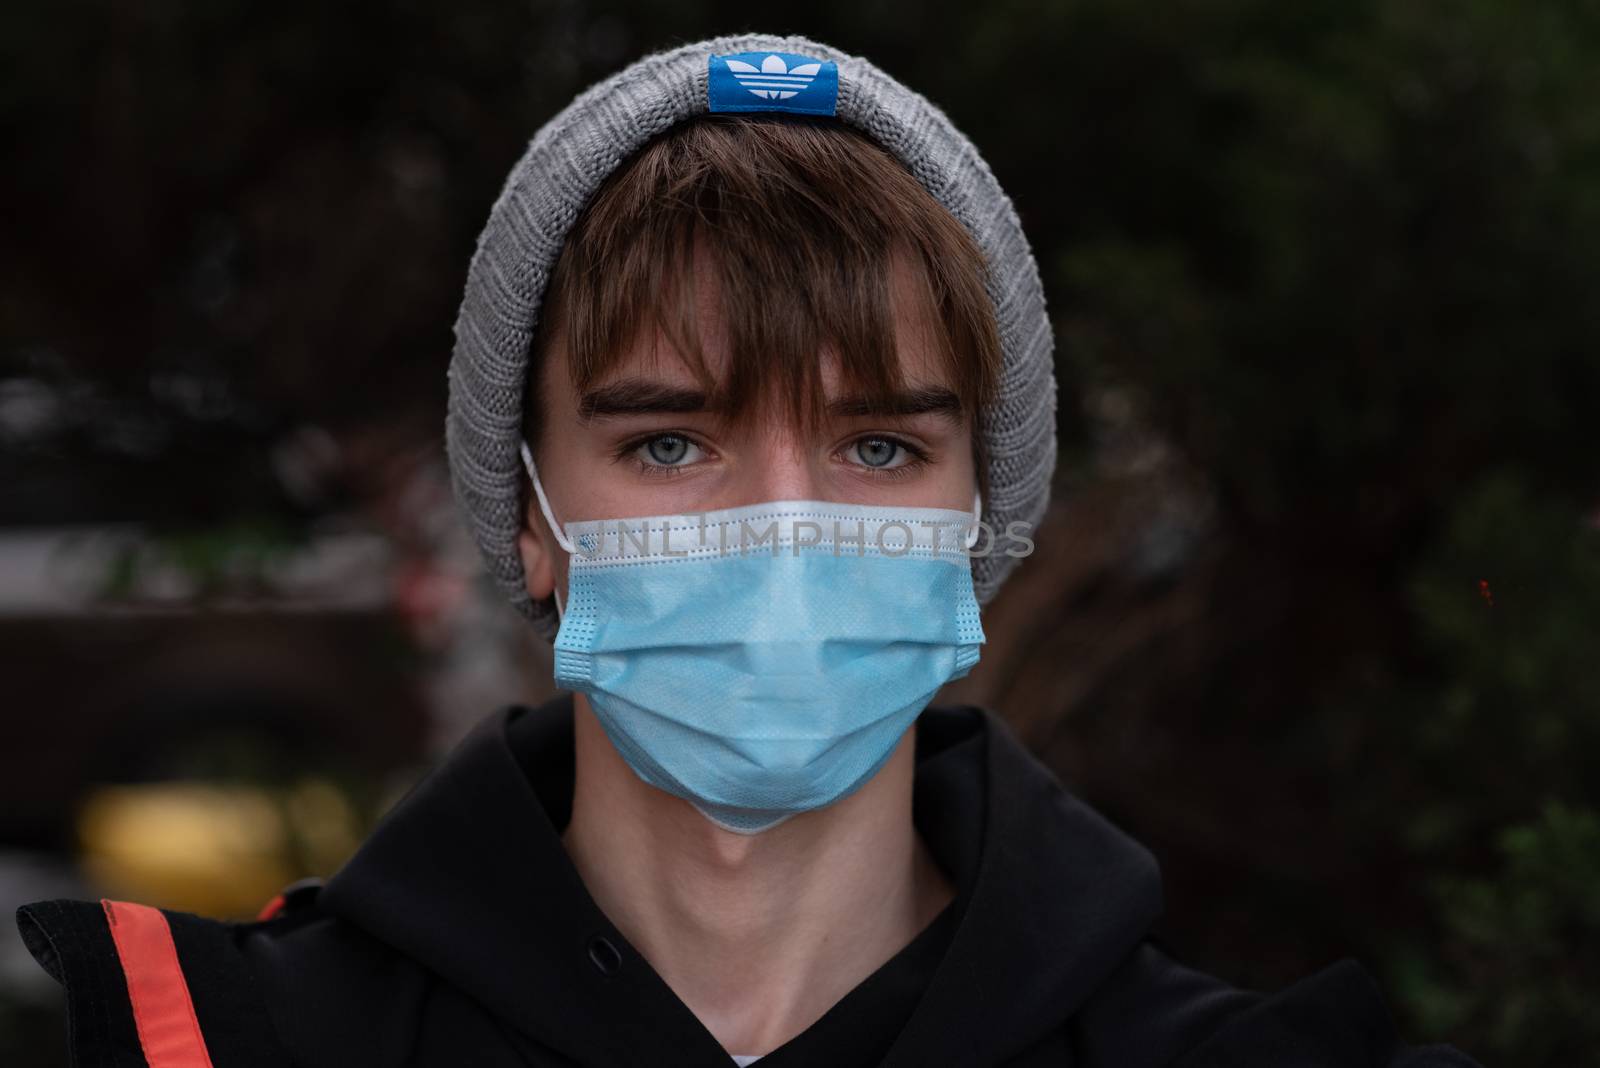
[317,693,1164,1066]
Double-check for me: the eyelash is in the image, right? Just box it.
[613,432,931,481]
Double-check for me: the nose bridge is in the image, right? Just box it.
[742,419,820,503]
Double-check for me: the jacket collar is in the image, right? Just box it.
[320,693,1163,1066]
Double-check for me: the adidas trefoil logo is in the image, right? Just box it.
[723,54,824,100]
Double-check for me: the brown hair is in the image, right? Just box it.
[522,113,1002,483]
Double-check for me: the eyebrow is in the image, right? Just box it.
[577,380,713,421]
[575,378,964,424]
[828,386,964,424]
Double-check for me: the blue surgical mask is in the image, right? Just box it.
[520,442,986,834]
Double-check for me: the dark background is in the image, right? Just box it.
[4,2,1598,1065]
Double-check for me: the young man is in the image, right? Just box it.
[17,32,1482,1068]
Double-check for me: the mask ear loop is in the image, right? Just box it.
[965,488,984,550]
[519,439,572,618]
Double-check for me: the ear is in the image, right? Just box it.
[517,505,557,603]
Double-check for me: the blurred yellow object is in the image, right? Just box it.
[77,778,363,918]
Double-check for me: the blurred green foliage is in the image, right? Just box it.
[1411,801,1600,1063]
[1048,5,1599,1061]
[1380,472,1600,1063]
[96,518,309,602]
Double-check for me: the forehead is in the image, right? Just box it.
[539,241,954,406]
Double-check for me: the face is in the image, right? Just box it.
[517,247,978,605]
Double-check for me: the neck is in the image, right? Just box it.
[560,694,955,1057]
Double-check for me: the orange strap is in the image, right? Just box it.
[101,899,216,1068]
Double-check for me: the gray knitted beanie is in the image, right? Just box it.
[446,31,1057,642]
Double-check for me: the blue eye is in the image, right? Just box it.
[851,437,905,469]
[636,433,702,468]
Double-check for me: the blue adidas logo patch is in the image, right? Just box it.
[707,51,839,116]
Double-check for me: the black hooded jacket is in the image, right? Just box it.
[17,693,1484,1067]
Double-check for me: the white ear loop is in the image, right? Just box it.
[965,488,984,550]
[519,439,571,618]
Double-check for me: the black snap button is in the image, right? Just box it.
[587,935,621,976]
